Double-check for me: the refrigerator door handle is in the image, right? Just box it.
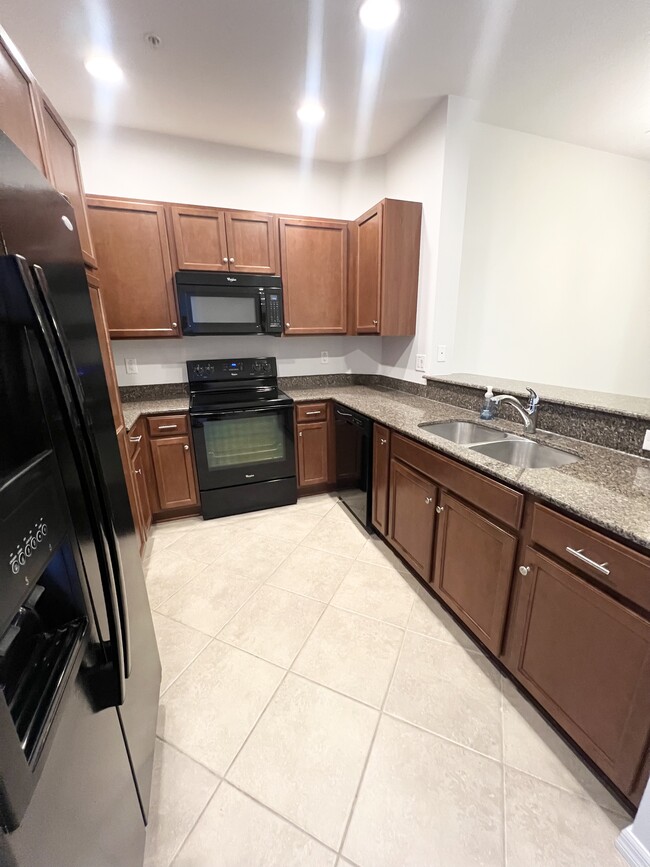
[0,255,127,704]
[31,263,131,680]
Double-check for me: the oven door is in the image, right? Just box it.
[178,285,264,335]
[191,405,296,491]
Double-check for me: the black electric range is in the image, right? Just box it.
[187,357,297,519]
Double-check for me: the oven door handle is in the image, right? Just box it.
[192,406,290,421]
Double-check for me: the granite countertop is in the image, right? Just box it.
[122,397,189,432]
[286,385,650,551]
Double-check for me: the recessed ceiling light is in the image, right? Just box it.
[84,53,124,84]
[359,0,400,30]
[297,99,325,126]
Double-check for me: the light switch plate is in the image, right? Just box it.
[125,358,138,375]
[642,429,650,451]
[415,354,426,372]
[436,344,447,362]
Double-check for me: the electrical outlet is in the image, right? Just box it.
[321,351,329,364]
[125,358,138,375]
[643,429,650,451]
[415,354,426,372]
[437,344,447,362]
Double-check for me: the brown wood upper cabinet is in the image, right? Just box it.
[39,90,96,268]
[372,424,391,535]
[353,199,422,336]
[0,28,48,175]
[279,218,348,335]
[432,491,517,655]
[87,197,180,339]
[169,204,279,274]
[505,547,650,798]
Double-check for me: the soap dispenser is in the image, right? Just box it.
[479,385,495,420]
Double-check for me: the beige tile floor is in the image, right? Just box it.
[143,493,630,867]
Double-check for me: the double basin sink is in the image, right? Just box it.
[418,421,580,469]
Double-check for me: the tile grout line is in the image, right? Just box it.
[336,594,416,859]
[501,676,508,867]
[168,778,224,866]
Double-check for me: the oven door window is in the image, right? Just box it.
[204,414,286,469]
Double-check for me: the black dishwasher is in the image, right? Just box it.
[333,403,373,531]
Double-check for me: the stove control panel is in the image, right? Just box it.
[187,357,277,382]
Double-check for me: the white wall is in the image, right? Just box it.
[71,119,387,384]
[454,123,650,397]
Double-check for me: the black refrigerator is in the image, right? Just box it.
[0,133,161,866]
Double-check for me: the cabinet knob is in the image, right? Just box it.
[425,497,433,505]
[435,505,444,514]
[299,431,303,437]
[135,468,142,475]
[229,257,235,263]
[285,322,291,328]
[172,321,178,328]
[380,438,387,445]
[519,565,531,576]
[373,320,378,325]
[223,257,228,263]
[184,444,189,451]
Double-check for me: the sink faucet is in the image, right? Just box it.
[490,388,540,433]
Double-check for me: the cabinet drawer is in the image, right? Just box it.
[127,418,146,459]
[531,503,650,612]
[392,433,523,529]
[296,402,328,422]
[147,414,189,437]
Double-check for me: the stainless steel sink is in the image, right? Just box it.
[469,439,580,469]
[419,421,510,445]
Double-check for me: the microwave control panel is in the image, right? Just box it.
[267,293,282,330]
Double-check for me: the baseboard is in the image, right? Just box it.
[617,827,650,867]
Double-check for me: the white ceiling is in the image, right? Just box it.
[3,0,649,162]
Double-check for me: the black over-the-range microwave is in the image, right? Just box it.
[175,271,284,335]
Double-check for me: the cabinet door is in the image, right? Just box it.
[388,459,437,579]
[150,435,199,511]
[169,204,229,271]
[87,271,123,431]
[225,211,279,274]
[508,548,650,797]
[0,29,48,174]
[39,91,96,268]
[355,203,382,333]
[297,421,329,488]
[372,424,390,535]
[133,446,152,538]
[279,218,348,335]
[116,425,145,550]
[432,491,517,654]
[87,198,179,338]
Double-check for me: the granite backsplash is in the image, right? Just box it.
[119,374,648,457]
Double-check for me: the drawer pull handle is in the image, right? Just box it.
[245,474,255,479]
[305,410,322,416]
[435,505,444,514]
[129,435,142,443]
[565,547,610,576]
[380,438,387,445]
[158,424,178,430]
[519,565,531,576]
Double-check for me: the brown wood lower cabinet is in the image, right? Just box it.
[432,491,518,655]
[149,434,199,512]
[297,421,329,488]
[372,423,390,535]
[132,444,152,540]
[387,459,437,579]
[116,425,147,553]
[505,548,650,797]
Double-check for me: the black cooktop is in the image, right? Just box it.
[187,357,293,412]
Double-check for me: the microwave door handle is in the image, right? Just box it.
[31,264,131,680]
[1,256,127,705]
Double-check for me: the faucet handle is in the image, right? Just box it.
[526,387,540,409]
